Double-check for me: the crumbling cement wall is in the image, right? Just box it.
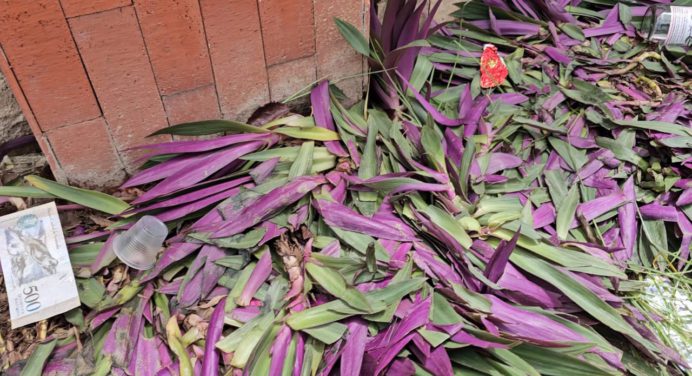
[0,72,31,145]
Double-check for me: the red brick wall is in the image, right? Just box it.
[0,0,369,187]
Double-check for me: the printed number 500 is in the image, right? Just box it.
[23,286,41,312]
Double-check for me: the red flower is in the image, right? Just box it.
[480,44,508,88]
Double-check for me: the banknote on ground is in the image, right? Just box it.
[0,202,80,329]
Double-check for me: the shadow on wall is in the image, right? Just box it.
[0,72,30,145]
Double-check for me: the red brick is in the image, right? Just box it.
[266,56,316,101]
[259,0,316,66]
[134,0,213,95]
[0,0,101,130]
[314,0,367,99]
[47,118,126,187]
[60,0,131,18]
[0,48,46,141]
[200,0,269,120]
[163,84,221,125]
[0,46,66,182]
[69,7,169,170]
[37,135,67,183]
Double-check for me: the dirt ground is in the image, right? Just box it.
[0,276,40,370]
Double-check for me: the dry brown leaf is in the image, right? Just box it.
[88,214,115,228]
[197,294,226,309]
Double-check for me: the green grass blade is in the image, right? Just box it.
[25,175,129,215]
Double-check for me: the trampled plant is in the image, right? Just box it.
[1,0,691,375]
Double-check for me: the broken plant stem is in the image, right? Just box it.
[73,327,82,352]
[636,75,664,99]
[276,233,305,308]
[578,213,600,246]
[37,320,47,341]
[613,100,661,107]
[606,51,661,75]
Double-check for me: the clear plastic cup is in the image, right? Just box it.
[113,215,168,270]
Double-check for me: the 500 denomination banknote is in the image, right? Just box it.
[0,202,80,329]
